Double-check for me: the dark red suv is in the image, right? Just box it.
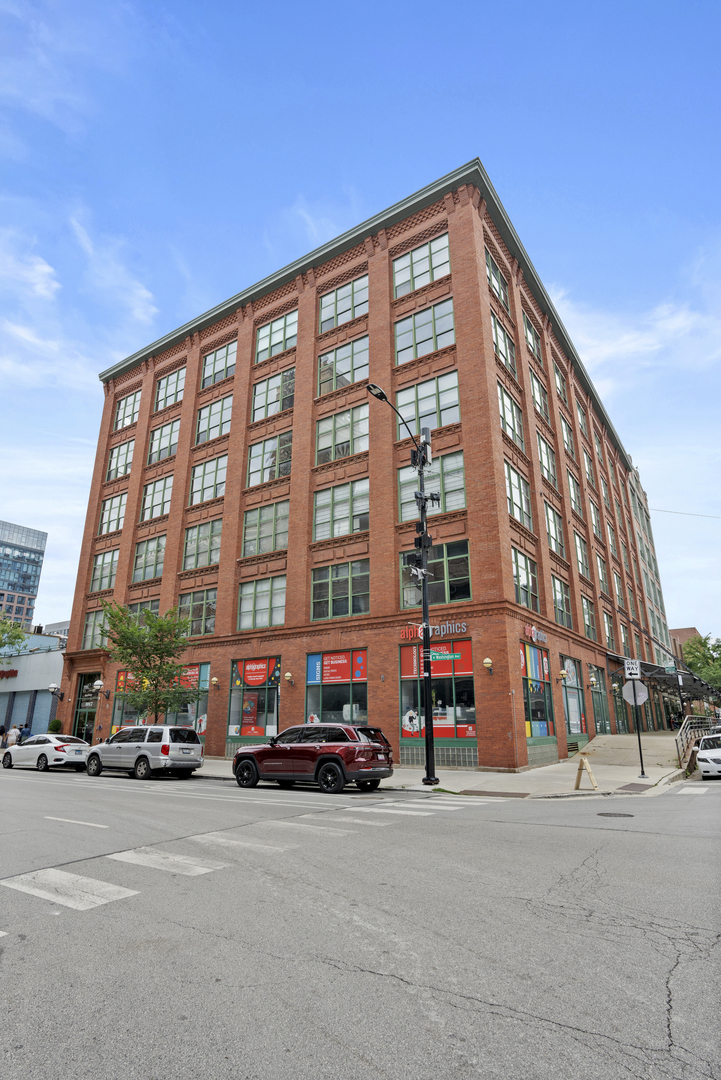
[233,724,393,794]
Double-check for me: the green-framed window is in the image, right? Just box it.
[155,367,185,411]
[512,547,539,612]
[537,432,557,486]
[82,609,107,650]
[242,501,289,557]
[574,532,590,578]
[394,298,455,365]
[596,553,609,594]
[99,492,127,534]
[615,497,623,524]
[397,372,460,438]
[202,341,236,387]
[490,312,516,377]
[316,404,368,465]
[529,369,549,422]
[256,310,298,362]
[560,414,574,457]
[576,399,589,438]
[247,433,293,487]
[238,576,286,630]
[589,499,602,539]
[228,657,281,737]
[552,576,572,628]
[140,476,173,521]
[614,571,625,609]
[179,588,217,636]
[318,337,369,396]
[107,439,134,481]
[485,248,509,310]
[399,451,466,522]
[523,312,542,362]
[133,535,165,582]
[400,540,470,608]
[621,541,630,572]
[607,521,618,556]
[601,475,610,508]
[603,611,615,650]
[252,369,295,421]
[589,665,611,734]
[319,274,368,332]
[522,643,555,738]
[554,363,567,403]
[148,419,180,464]
[620,622,630,657]
[560,656,585,735]
[114,390,141,431]
[400,640,475,740]
[544,502,565,557]
[393,233,450,298]
[196,394,232,445]
[505,461,532,530]
[189,455,227,506]
[583,448,595,488]
[128,599,159,624]
[582,595,597,641]
[498,382,524,451]
[313,479,369,541]
[567,470,583,517]
[184,520,222,570]
[627,585,636,620]
[311,559,369,620]
[91,549,118,592]
[594,431,604,465]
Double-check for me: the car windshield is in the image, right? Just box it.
[355,727,391,746]
[699,736,721,750]
[169,728,200,744]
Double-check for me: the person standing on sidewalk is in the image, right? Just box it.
[6,725,19,746]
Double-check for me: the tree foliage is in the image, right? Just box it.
[100,601,197,724]
[0,618,27,662]
[682,634,721,690]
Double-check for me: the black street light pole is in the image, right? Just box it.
[367,383,439,786]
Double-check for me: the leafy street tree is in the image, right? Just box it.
[100,601,197,724]
[683,633,721,690]
[0,618,27,662]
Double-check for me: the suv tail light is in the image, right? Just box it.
[161,744,170,756]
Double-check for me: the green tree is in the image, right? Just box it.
[100,601,197,724]
[683,633,721,690]
[0,618,27,662]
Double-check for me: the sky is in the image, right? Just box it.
[1,0,719,635]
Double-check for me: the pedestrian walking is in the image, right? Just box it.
[6,725,19,746]
[19,723,31,743]
[0,725,6,749]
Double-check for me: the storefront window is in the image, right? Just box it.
[589,664,610,734]
[400,641,476,740]
[521,643,554,738]
[560,656,585,735]
[611,681,629,733]
[228,658,281,738]
[112,664,210,733]
[306,651,368,725]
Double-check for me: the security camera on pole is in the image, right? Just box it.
[367,383,440,785]
[621,658,648,778]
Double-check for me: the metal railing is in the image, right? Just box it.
[675,714,715,768]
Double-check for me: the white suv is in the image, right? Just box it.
[86,725,204,780]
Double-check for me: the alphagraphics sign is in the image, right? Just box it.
[0,669,18,680]
[523,624,548,644]
[400,620,468,641]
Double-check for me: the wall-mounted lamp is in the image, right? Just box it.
[284,672,294,685]
[483,657,493,675]
[612,682,620,692]
[93,679,111,700]
[48,683,64,702]
[211,677,220,689]
[556,669,569,684]
[588,675,598,689]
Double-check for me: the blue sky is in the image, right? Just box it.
[1,0,719,635]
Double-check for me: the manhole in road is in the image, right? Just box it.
[597,812,634,818]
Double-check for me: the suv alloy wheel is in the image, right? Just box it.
[134,757,152,780]
[86,754,102,777]
[317,761,345,794]
[236,759,259,787]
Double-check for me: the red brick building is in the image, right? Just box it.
[58,159,680,769]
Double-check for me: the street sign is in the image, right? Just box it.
[430,652,461,660]
[664,662,676,675]
[622,680,648,706]
[624,658,641,679]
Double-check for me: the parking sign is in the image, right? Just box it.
[624,658,641,679]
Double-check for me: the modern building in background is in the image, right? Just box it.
[43,619,71,646]
[0,520,47,632]
[58,159,706,767]
[0,633,64,735]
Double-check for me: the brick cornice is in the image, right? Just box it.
[311,451,368,478]
[314,378,369,406]
[500,430,530,466]
[247,408,294,438]
[316,315,368,348]
[197,373,235,402]
[390,274,452,313]
[395,509,467,535]
[392,345,456,382]
[252,347,296,377]
[191,434,230,455]
[509,517,538,546]
[236,549,288,568]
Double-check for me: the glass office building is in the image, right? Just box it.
[0,521,47,631]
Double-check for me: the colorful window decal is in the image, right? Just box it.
[305,650,368,725]
[399,641,475,740]
[228,657,281,738]
[520,642,554,739]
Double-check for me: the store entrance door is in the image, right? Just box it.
[73,673,100,744]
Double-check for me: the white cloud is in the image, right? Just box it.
[0,228,60,299]
[263,189,366,263]
[70,215,157,325]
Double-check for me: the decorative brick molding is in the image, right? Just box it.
[153,354,187,380]
[550,551,571,573]
[315,242,366,279]
[509,517,538,545]
[311,451,368,479]
[136,514,169,530]
[310,537,369,565]
[483,228,512,277]
[101,476,131,493]
[114,378,142,397]
[316,315,368,348]
[178,564,219,580]
[396,422,461,453]
[390,275,451,314]
[109,422,138,443]
[309,531,369,554]
[128,576,162,591]
[94,529,123,543]
[154,339,188,367]
[191,434,230,457]
[238,555,287,579]
[495,357,524,397]
[388,219,449,260]
[395,509,467,537]
[489,290,515,330]
[236,549,288,569]
[387,200,445,241]
[87,588,114,600]
[251,347,296,377]
[253,279,298,311]
[247,408,294,437]
[185,497,224,516]
[144,455,176,475]
[254,296,298,327]
[314,378,369,407]
[541,478,560,499]
[197,374,235,402]
[242,476,293,499]
[392,345,457,383]
[318,262,368,296]
[200,313,239,341]
[571,510,587,532]
[501,430,530,466]
[149,399,183,423]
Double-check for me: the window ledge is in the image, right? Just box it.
[495,357,523,395]
[571,509,586,531]
[310,531,369,553]
[150,400,183,421]
[508,516,538,545]
[87,588,114,600]
[237,549,287,567]
[198,373,235,401]
[311,451,368,478]
[110,422,137,440]
[137,514,169,528]
[316,314,368,347]
[247,408,294,436]
[191,434,229,455]
[500,430,530,465]
[128,576,162,591]
[251,348,296,377]
[487,283,512,321]
[314,378,369,406]
[393,344,456,380]
[391,273,452,313]
[96,529,123,541]
[178,565,219,580]
[145,455,176,472]
[186,496,225,513]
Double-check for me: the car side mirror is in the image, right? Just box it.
[268,736,278,746]
[105,738,110,743]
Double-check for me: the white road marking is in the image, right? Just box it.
[254,820,353,835]
[189,833,290,853]
[0,869,138,910]
[106,848,228,876]
[317,817,392,827]
[353,807,434,817]
[676,786,710,794]
[44,816,109,829]
[0,931,8,937]
[392,803,461,812]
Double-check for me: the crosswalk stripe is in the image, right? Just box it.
[353,807,434,817]
[393,803,461,812]
[0,869,138,910]
[676,786,709,794]
[106,848,228,876]
[301,815,391,827]
[253,820,353,835]
[45,817,109,829]
[189,833,289,853]
[0,931,8,937]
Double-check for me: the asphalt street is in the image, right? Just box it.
[1,767,719,1080]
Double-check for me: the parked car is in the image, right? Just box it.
[233,724,393,793]
[85,725,204,780]
[2,734,89,772]
[695,735,721,779]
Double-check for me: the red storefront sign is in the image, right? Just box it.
[243,659,268,686]
[322,652,352,683]
[400,641,473,678]
[241,692,264,737]
[179,664,199,689]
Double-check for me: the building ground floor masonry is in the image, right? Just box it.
[59,601,678,770]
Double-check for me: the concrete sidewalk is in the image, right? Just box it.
[199,732,684,798]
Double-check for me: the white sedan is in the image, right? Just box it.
[2,734,89,772]
[695,735,721,779]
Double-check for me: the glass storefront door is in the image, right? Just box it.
[561,657,586,735]
[73,673,100,744]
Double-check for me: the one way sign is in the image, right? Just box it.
[624,658,641,679]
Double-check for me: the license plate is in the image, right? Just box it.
[75,750,83,756]
[182,748,191,754]
[376,754,386,761]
